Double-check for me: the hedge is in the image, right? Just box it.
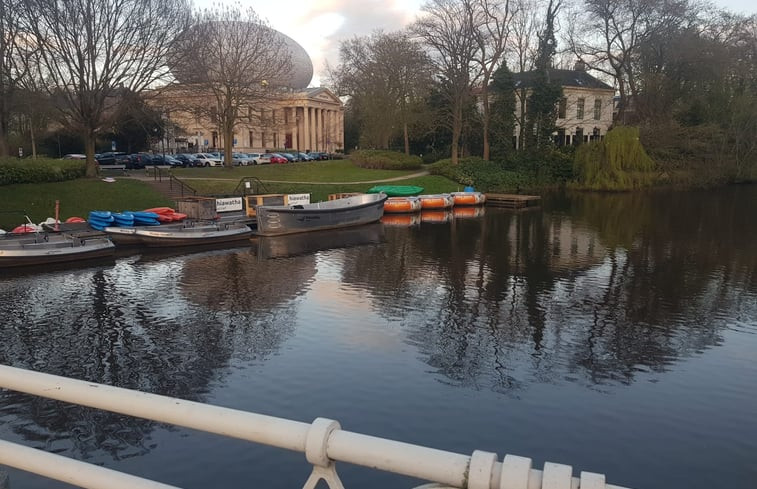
[0,158,86,185]
[350,150,423,170]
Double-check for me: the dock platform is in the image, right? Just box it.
[485,194,541,209]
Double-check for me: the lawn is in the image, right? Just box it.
[170,159,421,182]
[0,179,171,230]
[190,175,460,202]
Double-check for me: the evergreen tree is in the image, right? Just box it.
[489,63,516,159]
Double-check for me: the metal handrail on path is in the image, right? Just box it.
[233,176,269,196]
[149,167,197,197]
[0,365,630,489]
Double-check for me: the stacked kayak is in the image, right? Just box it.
[143,207,188,223]
[88,211,115,230]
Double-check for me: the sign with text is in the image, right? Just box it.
[215,197,243,213]
[287,193,311,205]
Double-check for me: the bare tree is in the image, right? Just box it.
[170,6,293,167]
[471,0,515,160]
[331,30,434,153]
[566,0,688,123]
[413,0,482,164]
[21,0,191,176]
[0,0,25,157]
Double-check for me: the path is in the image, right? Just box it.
[124,170,429,185]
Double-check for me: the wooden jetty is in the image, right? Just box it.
[484,193,541,209]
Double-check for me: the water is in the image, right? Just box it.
[1,186,756,489]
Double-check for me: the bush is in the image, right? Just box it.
[573,126,656,190]
[0,158,86,185]
[350,150,423,170]
[429,156,534,192]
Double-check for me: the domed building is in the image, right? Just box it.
[154,27,344,155]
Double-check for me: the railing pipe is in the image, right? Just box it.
[0,365,629,489]
[0,365,310,453]
[0,439,179,489]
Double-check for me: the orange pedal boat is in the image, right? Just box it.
[451,191,486,206]
[419,194,454,210]
[384,196,422,214]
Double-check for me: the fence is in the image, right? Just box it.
[0,365,629,489]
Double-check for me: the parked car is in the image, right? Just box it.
[247,153,271,165]
[308,152,329,161]
[194,153,223,167]
[174,154,200,167]
[278,152,296,162]
[95,152,128,166]
[268,153,288,164]
[297,152,313,161]
[126,153,155,169]
[232,153,253,166]
[151,154,181,167]
[62,154,87,160]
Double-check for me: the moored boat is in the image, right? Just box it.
[256,193,388,236]
[105,221,252,247]
[0,233,115,268]
[419,194,454,210]
[451,191,486,206]
[367,185,424,197]
[383,196,422,214]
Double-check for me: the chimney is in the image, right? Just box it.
[573,60,586,71]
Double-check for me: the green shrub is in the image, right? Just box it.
[573,126,656,190]
[0,158,86,185]
[429,156,534,192]
[350,150,423,170]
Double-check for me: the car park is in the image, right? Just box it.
[247,153,271,165]
[232,153,253,166]
[95,152,128,166]
[126,153,154,169]
[278,152,296,162]
[194,153,223,167]
[297,152,313,161]
[308,152,329,161]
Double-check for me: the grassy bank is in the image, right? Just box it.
[0,179,171,230]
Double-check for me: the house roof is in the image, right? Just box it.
[513,69,614,91]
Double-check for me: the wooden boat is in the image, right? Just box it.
[383,196,422,214]
[105,221,252,247]
[0,233,115,268]
[419,194,454,210]
[256,193,388,236]
[450,191,486,206]
[367,185,424,197]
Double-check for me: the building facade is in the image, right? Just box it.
[512,65,615,148]
[154,86,344,155]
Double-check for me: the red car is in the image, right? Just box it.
[268,154,287,164]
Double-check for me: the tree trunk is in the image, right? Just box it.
[30,118,37,159]
[224,123,234,168]
[0,115,8,157]
[451,101,462,165]
[481,85,490,161]
[403,122,409,155]
[85,132,98,177]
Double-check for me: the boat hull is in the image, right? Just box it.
[384,197,422,214]
[0,235,115,268]
[256,193,387,236]
[419,194,454,209]
[106,223,252,247]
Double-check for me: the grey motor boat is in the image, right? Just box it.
[0,233,115,268]
[255,193,387,236]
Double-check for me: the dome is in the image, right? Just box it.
[171,23,312,90]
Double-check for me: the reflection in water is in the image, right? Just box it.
[0,186,755,489]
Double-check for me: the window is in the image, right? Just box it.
[558,98,567,119]
[594,99,602,120]
[577,98,585,119]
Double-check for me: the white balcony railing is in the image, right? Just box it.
[0,365,630,489]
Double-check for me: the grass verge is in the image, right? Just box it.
[0,179,171,230]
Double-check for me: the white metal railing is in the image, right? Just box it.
[0,365,630,489]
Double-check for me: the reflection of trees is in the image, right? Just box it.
[0,248,313,460]
[341,186,757,392]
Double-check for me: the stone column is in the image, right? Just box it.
[303,107,310,152]
[309,108,316,152]
[291,107,298,152]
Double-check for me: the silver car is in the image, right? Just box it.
[247,153,272,165]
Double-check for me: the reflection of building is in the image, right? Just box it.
[513,62,614,148]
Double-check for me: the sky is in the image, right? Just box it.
[198,0,755,87]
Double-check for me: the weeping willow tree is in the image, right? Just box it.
[573,126,656,190]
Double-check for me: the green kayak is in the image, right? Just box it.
[367,185,424,197]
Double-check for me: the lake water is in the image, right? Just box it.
[1,186,756,489]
